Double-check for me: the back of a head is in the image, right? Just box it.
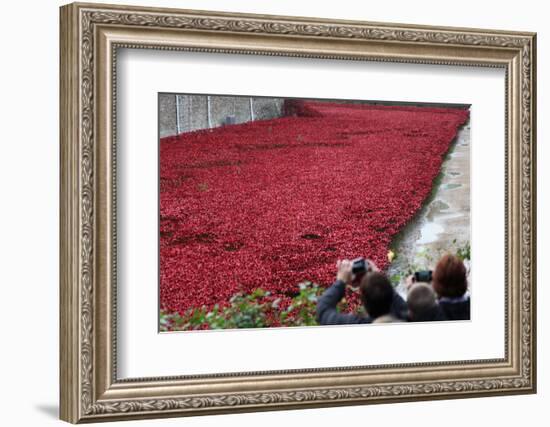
[360,272,394,319]
[407,283,438,322]
[433,254,467,298]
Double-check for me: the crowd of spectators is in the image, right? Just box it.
[316,254,470,325]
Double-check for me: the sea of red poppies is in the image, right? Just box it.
[160,100,469,315]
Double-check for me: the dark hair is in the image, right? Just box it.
[360,272,394,319]
[432,254,467,298]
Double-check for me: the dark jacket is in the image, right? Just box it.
[409,304,447,322]
[316,280,408,325]
[438,295,471,321]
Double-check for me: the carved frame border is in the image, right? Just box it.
[60,2,536,423]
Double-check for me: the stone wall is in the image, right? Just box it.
[159,94,284,137]
[158,95,178,138]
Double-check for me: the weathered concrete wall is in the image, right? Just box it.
[159,94,177,138]
[159,95,470,138]
[178,95,208,133]
[159,94,284,137]
[252,97,284,120]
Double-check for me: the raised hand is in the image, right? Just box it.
[336,259,353,284]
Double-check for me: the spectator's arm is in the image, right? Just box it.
[316,280,362,325]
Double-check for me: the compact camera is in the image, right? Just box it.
[351,257,371,280]
[414,270,433,282]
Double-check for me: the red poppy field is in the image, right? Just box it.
[160,101,469,318]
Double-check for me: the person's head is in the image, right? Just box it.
[432,254,467,298]
[407,283,438,321]
[360,272,394,319]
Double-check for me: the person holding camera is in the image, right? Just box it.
[316,258,407,325]
[406,254,470,321]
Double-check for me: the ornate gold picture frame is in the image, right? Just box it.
[60,2,536,423]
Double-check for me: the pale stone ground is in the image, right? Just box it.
[388,118,471,298]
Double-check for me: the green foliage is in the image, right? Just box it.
[160,289,273,331]
[161,242,471,332]
[455,241,471,261]
[390,273,404,287]
[280,281,323,327]
[160,281,363,332]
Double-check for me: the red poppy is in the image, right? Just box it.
[159,101,469,316]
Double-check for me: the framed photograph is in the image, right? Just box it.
[60,2,537,423]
